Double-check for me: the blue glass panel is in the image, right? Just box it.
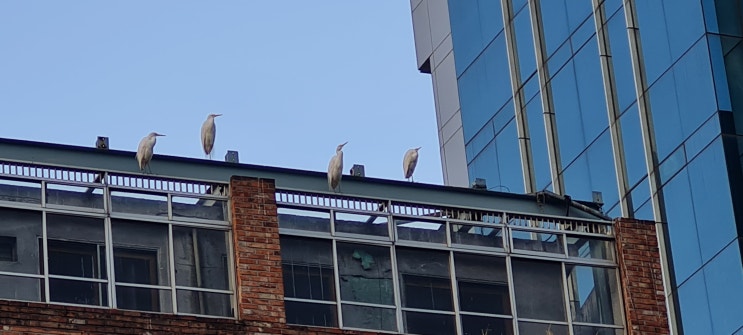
[478,0,504,48]
[603,0,623,15]
[662,168,702,283]
[512,0,527,15]
[658,145,687,187]
[458,34,511,141]
[466,121,495,163]
[662,0,705,62]
[573,36,609,144]
[684,113,721,161]
[525,94,551,190]
[494,101,516,135]
[584,131,619,208]
[569,16,596,54]
[448,1,484,75]
[565,0,593,35]
[606,9,636,112]
[539,0,569,56]
[629,176,650,218]
[562,155,592,204]
[513,8,537,81]
[468,141,499,190]
[687,140,737,261]
[635,0,672,84]
[619,104,648,187]
[720,36,743,135]
[703,241,743,335]
[495,120,526,193]
[674,38,717,140]
[551,61,585,165]
[647,68,683,161]
[677,268,713,335]
[634,198,653,221]
[547,38,573,77]
[708,35,732,111]
[522,74,539,103]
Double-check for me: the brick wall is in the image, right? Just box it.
[614,218,670,335]
[0,176,381,335]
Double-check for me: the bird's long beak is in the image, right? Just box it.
[341,141,348,147]
[156,133,166,136]
[215,114,223,117]
[415,146,422,150]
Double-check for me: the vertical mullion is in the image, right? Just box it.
[41,210,50,304]
[449,251,462,335]
[561,262,575,335]
[506,256,520,335]
[390,245,404,333]
[331,239,343,329]
[168,223,177,314]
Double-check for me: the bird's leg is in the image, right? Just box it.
[412,176,415,183]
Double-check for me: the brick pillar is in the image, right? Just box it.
[614,218,670,335]
[230,176,285,324]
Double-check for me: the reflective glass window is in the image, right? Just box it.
[512,230,564,255]
[341,304,396,332]
[512,259,566,321]
[684,114,721,162]
[335,212,388,238]
[448,0,504,76]
[619,104,649,187]
[551,60,585,164]
[687,140,737,261]
[674,39,717,140]
[525,94,552,190]
[567,235,614,261]
[0,275,41,302]
[710,0,743,37]
[397,248,452,311]
[468,141,500,191]
[540,0,569,56]
[658,145,687,186]
[661,0,705,61]
[396,219,446,244]
[450,224,504,249]
[46,183,104,210]
[496,120,526,193]
[172,227,229,290]
[647,68,684,161]
[606,9,636,112]
[635,0,672,83]
[277,207,330,233]
[0,179,41,205]
[661,169,701,283]
[454,253,510,315]
[703,242,743,335]
[677,267,713,335]
[336,243,393,306]
[566,265,621,325]
[573,36,609,144]
[519,322,568,335]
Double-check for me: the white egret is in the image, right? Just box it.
[327,142,348,192]
[136,132,165,173]
[403,147,421,182]
[201,113,222,159]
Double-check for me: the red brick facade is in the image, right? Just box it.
[614,218,670,335]
[0,176,380,335]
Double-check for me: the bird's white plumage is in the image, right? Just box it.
[201,114,221,158]
[327,142,347,191]
[403,147,421,181]
[136,132,165,172]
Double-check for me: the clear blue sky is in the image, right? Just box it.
[0,2,443,184]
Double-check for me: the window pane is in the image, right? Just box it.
[0,275,41,302]
[455,253,510,315]
[0,178,41,204]
[397,248,452,311]
[49,278,107,306]
[173,227,229,290]
[519,322,568,335]
[396,219,446,244]
[0,208,42,274]
[285,300,337,327]
[112,220,170,285]
[461,315,514,335]
[341,304,396,332]
[46,183,104,210]
[335,212,388,237]
[47,214,106,279]
[277,207,330,233]
[403,311,456,335]
[117,286,172,313]
[280,236,334,301]
[512,230,564,255]
[171,196,227,221]
[512,259,566,321]
[451,224,504,249]
[110,190,168,217]
[566,266,621,325]
[337,242,393,305]
[567,236,615,261]
[176,289,232,317]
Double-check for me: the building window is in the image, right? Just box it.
[455,253,514,335]
[280,236,337,327]
[397,247,456,335]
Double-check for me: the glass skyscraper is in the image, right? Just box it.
[411,0,743,334]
